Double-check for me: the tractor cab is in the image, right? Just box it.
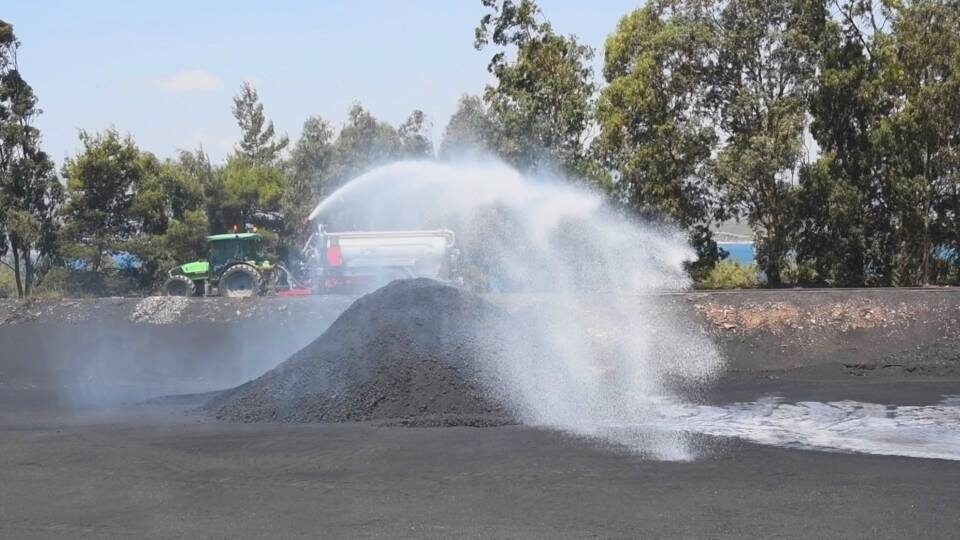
[208,233,264,274]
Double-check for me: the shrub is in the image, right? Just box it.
[32,267,79,298]
[696,260,760,289]
[0,265,15,298]
[781,260,821,286]
[33,266,144,298]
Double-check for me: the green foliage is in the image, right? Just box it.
[232,82,289,164]
[220,155,285,229]
[780,259,820,286]
[60,129,150,271]
[884,0,960,285]
[34,266,80,298]
[175,149,226,233]
[118,234,170,290]
[6,209,40,247]
[162,210,210,264]
[118,208,210,291]
[476,0,597,178]
[793,2,903,286]
[595,0,831,286]
[0,263,14,298]
[797,0,960,286]
[29,266,71,298]
[0,19,63,297]
[32,266,142,298]
[276,104,437,257]
[131,152,204,235]
[475,0,543,52]
[696,260,759,289]
[329,104,404,188]
[283,116,335,237]
[792,155,868,286]
[596,2,724,277]
[254,228,280,261]
[398,110,434,158]
[288,103,438,214]
[711,0,827,286]
[439,95,494,158]
[59,130,213,289]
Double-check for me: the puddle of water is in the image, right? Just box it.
[601,396,960,461]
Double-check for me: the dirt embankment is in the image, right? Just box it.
[0,295,353,326]
[686,288,960,377]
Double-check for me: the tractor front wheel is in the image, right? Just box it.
[220,264,262,298]
[163,275,196,297]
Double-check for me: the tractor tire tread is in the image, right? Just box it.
[220,264,263,298]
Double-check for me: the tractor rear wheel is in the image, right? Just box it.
[163,275,196,297]
[220,264,262,298]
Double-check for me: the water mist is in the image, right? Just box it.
[312,159,723,460]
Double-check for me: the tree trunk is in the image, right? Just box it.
[765,253,782,287]
[922,222,930,286]
[22,244,32,296]
[922,147,931,286]
[11,239,23,298]
[93,241,103,273]
[763,215,784,288]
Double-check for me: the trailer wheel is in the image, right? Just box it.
[220,264,262,298]
[163,275,196,297]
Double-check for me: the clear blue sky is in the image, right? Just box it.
[6,1,643,166]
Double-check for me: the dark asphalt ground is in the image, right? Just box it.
[2,290,959,538]
[1,379,959,539]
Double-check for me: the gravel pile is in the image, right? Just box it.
[203,279,515,426]
[130,296,191,324]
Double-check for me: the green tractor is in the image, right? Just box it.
[162,233,291,297]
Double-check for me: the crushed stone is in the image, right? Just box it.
[130,296,191,325]
[696,299,931,334]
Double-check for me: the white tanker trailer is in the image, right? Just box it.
[301,224,462,294]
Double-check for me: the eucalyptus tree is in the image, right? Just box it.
[798,0,960,285]
[439,95,495,158]
[595,1,726,277]
[475,0,598,178]
[398,109,434,159]
[0,20,62,297]
[710,0,827,285]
